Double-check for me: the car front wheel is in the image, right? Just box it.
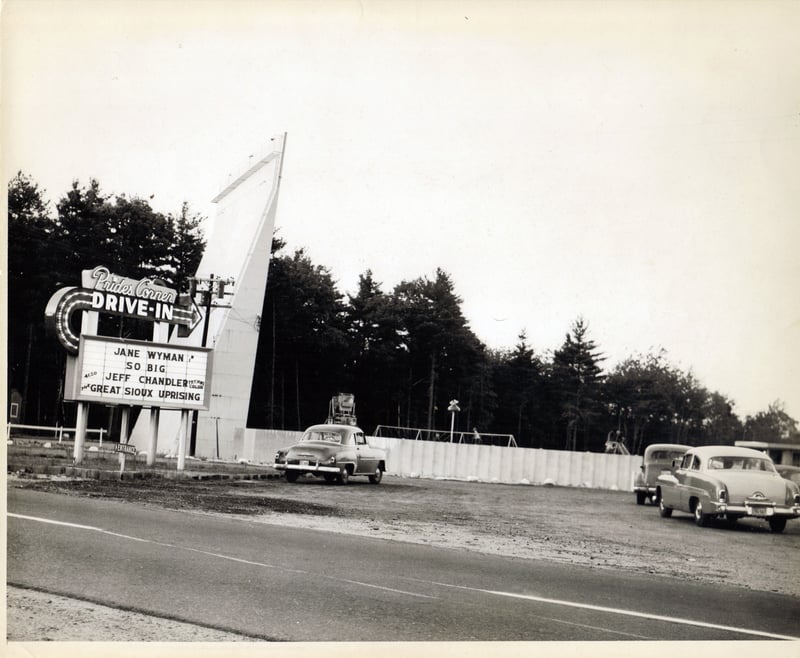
[659,496,672,518]
[369,466,383,484]
[338,468,350,485]
[693,500,710,527]
[285,471,299,483]
[769,517,787,534]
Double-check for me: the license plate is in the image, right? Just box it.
[746,506,773,517]
[300,460,309,466]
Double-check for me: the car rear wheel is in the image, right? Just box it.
[369,466,383,484]
[636,491,646,505]
[658,497,672,518]
[285,471,299,483]
[693,500,710,527]
[768,517,787,534]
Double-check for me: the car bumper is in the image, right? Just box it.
[707,502,800,518]
[633,485,656,495]
[273,463,340,473]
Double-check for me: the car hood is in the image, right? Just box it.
[715,472,786,503]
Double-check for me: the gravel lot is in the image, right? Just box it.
[7,471,800,641]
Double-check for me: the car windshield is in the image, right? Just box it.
[707,456,776,472]
[302,430,344,444]
[649,450,685,462]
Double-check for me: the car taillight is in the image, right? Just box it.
[718,489,727,503]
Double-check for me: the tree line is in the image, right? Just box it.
[8,173,799,453]
[7,173,205,432]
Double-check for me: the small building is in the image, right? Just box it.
[735,441,800,466]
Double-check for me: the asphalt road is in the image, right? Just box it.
[7,487,800,642]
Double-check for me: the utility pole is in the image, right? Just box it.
[188,274,234,456]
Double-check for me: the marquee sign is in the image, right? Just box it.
[64,335,212,410]
[45,266,202,354]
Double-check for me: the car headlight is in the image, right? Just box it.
[327,456,336,464]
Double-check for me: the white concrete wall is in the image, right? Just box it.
[243,429,643,491]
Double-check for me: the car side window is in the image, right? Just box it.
[355,432,366,445]
[690,456,700,471]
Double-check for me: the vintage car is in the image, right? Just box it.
[634,443,689,505]
[273,423,387,485]
[656,445,800,533]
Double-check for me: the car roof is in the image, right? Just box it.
[303,423,363,433]
[686,445,772,459]
[644,443,688,457]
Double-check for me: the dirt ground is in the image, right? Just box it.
[6,471,800,642]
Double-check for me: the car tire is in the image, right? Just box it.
[659,497,672,518]
[636,491,646,505]
[369,466,383,484]
[768,517,787,534]
[693,500,710,527]
[285,471,299,483]
[338,468,349,485]
[651,491,661,505]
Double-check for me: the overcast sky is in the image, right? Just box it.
[4,1,799,421]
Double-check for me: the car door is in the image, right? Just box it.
[353,431,376,474]
[679,454,702,510]
[666,453,691,511]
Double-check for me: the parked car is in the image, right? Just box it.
[273,423,387,485]
[775,464,800,486]
[656,445,800,533]
[634,443,689,505]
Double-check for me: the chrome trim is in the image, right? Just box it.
[282,464,340,473]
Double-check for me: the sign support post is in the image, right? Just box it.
[118,406,130,473]
[147,408,160,467]
[177,409,189,471]
[74,401,88,463]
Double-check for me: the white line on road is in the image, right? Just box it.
[11,511,796,637]
[415,579,800,641]
[7,512,436,600]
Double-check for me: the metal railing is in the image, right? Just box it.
[373,425,517,448]
[7,423,107,445]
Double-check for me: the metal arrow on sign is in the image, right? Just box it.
[173,297,203,333]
